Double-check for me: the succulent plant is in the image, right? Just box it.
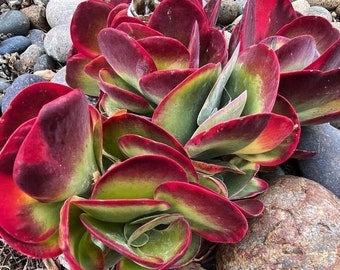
[0,0,339,269]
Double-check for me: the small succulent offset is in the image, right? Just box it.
[0,0,339,269]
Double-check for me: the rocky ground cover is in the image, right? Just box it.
[0,0,339,269]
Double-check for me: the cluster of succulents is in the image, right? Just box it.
[0,0,339,269]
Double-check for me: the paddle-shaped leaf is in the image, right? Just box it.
[116,22,163,40]
[154,181,248,243]
[233,199,265,218]
[13,90,97,202]
[223,43,279,115]
[98,28,157,91]
[153,63,221,144]
[92,155,188,200]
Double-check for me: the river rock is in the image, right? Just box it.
[20,4,50,31]
[0,10,30,36]
[26,29,45,49]
[51,66,68,85]
[216,176,340,269]
[1,74,46,113]
[0,36,31,54]
[297,124,340,197]
[308,5,333,20]
[292,0,311,15]
[218,0,238,25]
[14,44,45,73]
[45,0,86,28]
[33,54,58,72]
[307,0,340,10]
[44,24,73,63]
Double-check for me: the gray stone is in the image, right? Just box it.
[44,24,73,63]
[0,80,11,93]
[217,0,238,25]
[235,0,247,15]
[292,0,311,15]
[26,29,45,49]
[33,54,58,72]
[216,176,340,269]
[51,66,68,85]
[297,124,340,197]
[2,74,46,113]
[0,10,30,36]
[45,0,86,28]
[308,5,333,20]
[307,0,340,10]
[14,44,45,73]
[336,4,340,16]
[0,36,31,54]
[33,0,49,6]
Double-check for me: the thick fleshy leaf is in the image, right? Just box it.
[233,199,265,218]
[220,158,259,199]
[83,55,110,80]
[154,182,248,243]
[229,177,269,200]
[60,196,106,270]
[70,1,113,57]
[197,174,228,196]
[197,44,239,125]
[276,16,340,54]
[223,43,279,115]
[188,21,200,68]
[185,113,294,160]
[116,22,163,40]
[195,90,247,137]
[13,90,97,202]
[238,95,300,165]
[148,0,206,47]
[118,134,198,182]
[229,0,297,53]
[92,155,188,200]
[0,119,62,250]
[0,82,72,149]
[204,0,221,27]
[153,63,221,144]
[98,68,154,115]
[139,69,195,104]
[80,213,191,269]
[260,35,291,50]
[66,54,100,96]
[279,69,340,125]
[103,113,186,160]
[138,36,190,70]
[107,3,129,27]
[72,199,170,223]
[98,28,157,90]
[274,35,318,72]
[192,159,245,175]
[305,38,340,71]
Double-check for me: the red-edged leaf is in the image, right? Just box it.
[92,155,188,200]
[13,90,97,202]
[138,36,190,70]
[0,82,72,149]
[153,63,221,144]
[66,54,100,96]
[204,0,221,27]
[73,199,170,223]
[98,28,157,90]
[139,69,195,104]
[118,134,198,182]
[98,68,153,115]
[148,0,206,47]
[197,174,228,196]
[229,0,297,53]
[276,16,340,54]
[224,43,279,115]
[279,69,340,125]
[70,1,113,57]
[107,3,129,27]
[305,38,340,71]
[188,21,200,68]
[233,199,265,218]
[185,113,294,160]
[83,55,110,80]
[116,22,163,40]
[154,182,248,243]
[274,35,318,72]
[229,176,269,200]
[260,35,291,50]
[192,160,245,175]
[103,113,186,160]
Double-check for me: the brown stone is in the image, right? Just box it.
[21,5,50,32]
[216,176,340,270]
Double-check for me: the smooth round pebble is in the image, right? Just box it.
[0,81,11,93]
[44,24,73,63]
[46,0,86,28]
[218,0,239,25]
[235,0,247,15]
[21,4,50,32]
[1,74,46,113]
[292,0,311,15]
[33,54,58,72]
[307,0,340,10]
[0,10,31,36]
[51,66,68,85]
[26,29,45,49]
[14,44,45,73]
[308,5,333,21]
[336,4,340,16]
[0,36,31,55]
